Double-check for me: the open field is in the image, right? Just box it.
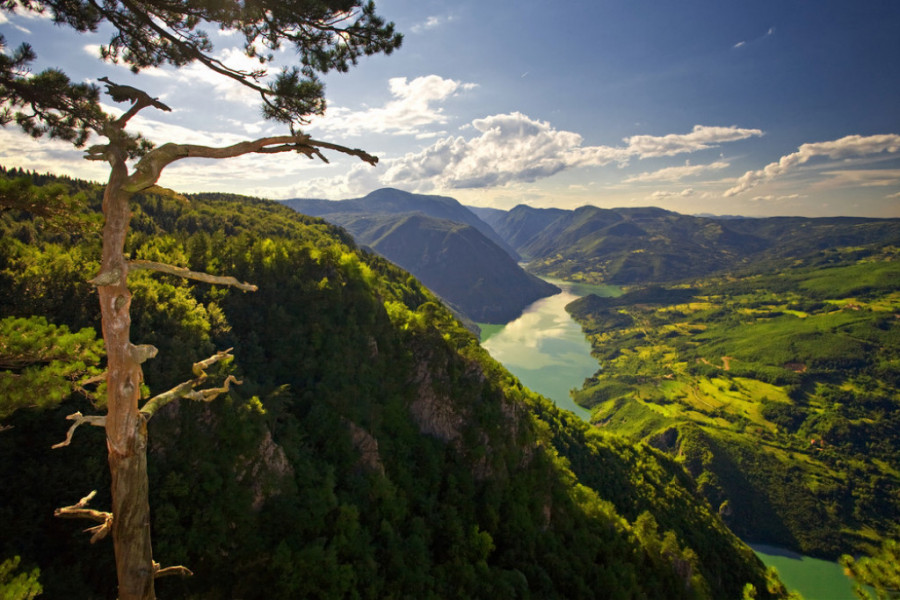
[567,246,900,557]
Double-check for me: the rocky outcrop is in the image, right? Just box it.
[346,420,384,475]
[239,428,294,510]
[409,357,466,443]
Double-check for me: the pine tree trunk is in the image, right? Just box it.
[98,159,156,600]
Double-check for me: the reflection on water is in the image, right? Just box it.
[481,281,618,420]
[752,544,858,600]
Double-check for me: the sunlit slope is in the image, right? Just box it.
[0,168,784,599]
[567,247,900,558]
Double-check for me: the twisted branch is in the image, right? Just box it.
[140,348,240,418]
[129,260,258,292]
[154,562,193,579]
[52,412,107,449]
[54,490,113,544]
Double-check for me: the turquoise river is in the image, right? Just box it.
[479,279,860,600]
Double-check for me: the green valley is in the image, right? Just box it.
[566,247,900,558]
[0,169,788,599]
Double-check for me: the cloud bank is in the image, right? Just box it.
[624,125,762,158]
[725,134,900,196]
[376,114,761,191]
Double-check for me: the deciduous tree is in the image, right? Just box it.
[0,2,401,598]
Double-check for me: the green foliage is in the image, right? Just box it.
[567,250,900,558]
[2,0,401,131]
[0,175,99,234]
[0,556,42,600]
[0,170,785,599]
[0,315,103,420]
[841,539,900,600]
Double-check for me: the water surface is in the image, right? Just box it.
[753,544,859,600]
[480,280,619,420]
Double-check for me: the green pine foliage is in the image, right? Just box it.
[841,538,900,600]
[0,170,784,598]
[0,556,42,600]
[0,316,104,419]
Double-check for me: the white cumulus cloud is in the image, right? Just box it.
[724,133,900,197]
[288,116,766,196]
[310,75,476,137]
[624,125,763,158]
[380,117,759,190]
[380,112,630,190]
[625,160,730,183]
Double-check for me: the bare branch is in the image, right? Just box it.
[153,562,193,579]
[142,185,188,203]
[129,259,258,292]
[52,412,107,449]
[140,349,239,418]
[127,134,377,191]
[192,347,234,377]
[54,490,114,544]
[192,374,241,402]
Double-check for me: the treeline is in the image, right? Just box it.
[0,170,782,598]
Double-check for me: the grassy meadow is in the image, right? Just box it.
[567,246,900,557]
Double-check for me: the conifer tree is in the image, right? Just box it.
[842,539,900,600]
[0,316,104,423]
[0,2,401,598]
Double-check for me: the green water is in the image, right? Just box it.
[479,281,861,598]
[479,280,619,420]
[753,544,860,600]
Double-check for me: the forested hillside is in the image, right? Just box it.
[566,247,900,558]
[0,169,787,599]
[485,204,900,285]
[294,211,558,323]
[284,190,556,323]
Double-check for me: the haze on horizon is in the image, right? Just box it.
[1,0,899,218]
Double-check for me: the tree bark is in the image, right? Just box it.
[98,154,156,600]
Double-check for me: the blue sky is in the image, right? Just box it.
[2,0,899,216]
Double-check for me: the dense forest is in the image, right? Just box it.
[566,247,900,559]
[0,168,792,599]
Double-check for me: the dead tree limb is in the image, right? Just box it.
[54,490,114,543]
[128,260,258,292]
[140,349,239,419]
[52,412,107,449]
[153,563,193,579]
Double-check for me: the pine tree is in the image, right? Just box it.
[0,316,104,422]
[0,2,401,598]
[0,556,42,600]
[841,539,900,600]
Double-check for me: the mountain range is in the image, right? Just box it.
[283,189,557,323]
[482,203,900,284]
